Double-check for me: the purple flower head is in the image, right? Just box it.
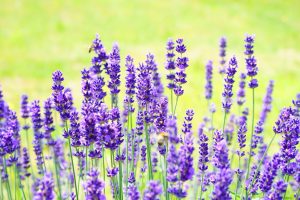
[69,110,81,147]
[101,120,123,151]
[182,109,194,135]
[90,34,108,75]
[237,73,246,106]
[21,147,31,178]
[81,68,92,100]
[265,180,287,200]
[91,76,106,102]
[259,80,274,124]
[237,115,247,157]
[81,100,99,146]
[205,60,213,100]
[43,98,55,145]
[154,96,168,132]
[222,56,238,113]
[141,145,147,173]
[143,180,162,200]
[137,62,153,107]
[128,184,140,200]
[84,169,106,200]
[107,167,119,177]
[21,94,30,120]
[31,100,43,140]
[128,172,135,184]
[165,39,176,90]
[33,172,55,200]
[124,55,136,113]
[107,43,121,98]
[213,139,230,169]
[211,168,233,200]
[244,34,258,88]
[174,38,189,96]
[136,110,144,136]
[152,65,164,99]
[0,86,5,120]
[167,144,179,182]
[219,36,227,74]
[292,93,300,109]
[179,131,194,181]
[198,129,209,172]
[168,182,188,198]
[32,138,44,174]
[259,154,281,193]
[176,39,186,54]
[245,165,260,195]
[52,71,73,121]
[0,110,20,157]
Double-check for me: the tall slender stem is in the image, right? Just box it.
[118,147,123,200]
[245,88,255,198]
[0,172,3,200]
[170,89,174,114]
[234,156,241,200]
[144,122,153,180]
[199,173,204,200]
[102,146,106,195]
[66,121,78,200]
[26,177,31,200]
[222,112,227,138]
[14,162,18,200]
[53,152,62,200]
[173,96,179,115]
[283,175,290,199]
[126,111,130,196]
[3,157,12,200]
[165,141,169,200]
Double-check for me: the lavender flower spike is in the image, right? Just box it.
[83,169,106,200]
[222,56,238,113]
[219,36,227,74]
[205,60,213,100]
[143,180,162,200]
[33,172,55,200]
[244,34,258,88]
[236,73,246,106]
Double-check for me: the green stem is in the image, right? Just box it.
[199,173,204,200]
[53,153,62,200]
[66,121,78,200]
[245,88,255,199]
[126,116,129,196]
[144,122,153,180]
[16,166,26,200]
[234,156,241,200]
[27,178,31,200]
[165,142,169,200]
[0,172,3,200]
[14,162,19,200]
[211,110,214,138]
[118,147,123,200]
[283,175,290,199]
[222,112,227,138]
[173,96,179,116]
[170,89,174,114]
[102,146,106,195]
[3,157,12,200]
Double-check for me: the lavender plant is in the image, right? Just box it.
[0,34,298,200]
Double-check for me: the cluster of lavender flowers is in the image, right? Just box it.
[0,34,299,200]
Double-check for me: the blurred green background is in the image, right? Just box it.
[1,0,300,148]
